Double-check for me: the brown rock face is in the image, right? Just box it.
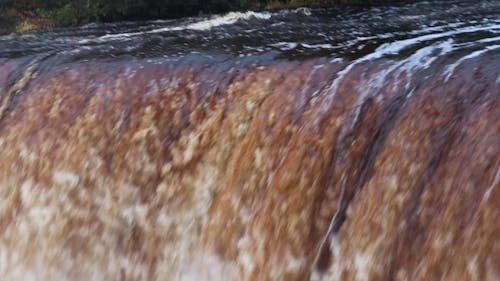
[0,51,498,281]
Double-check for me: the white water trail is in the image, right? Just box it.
[444,44,500,81]
[311,22,500,278]
[315,22,500,116]
[81,11,272,43]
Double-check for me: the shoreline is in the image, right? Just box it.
[0,8,54,35]
[0,1,411,35]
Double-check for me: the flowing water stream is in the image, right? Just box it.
[0,1,499,280]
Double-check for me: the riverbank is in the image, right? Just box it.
[0,8,54,35]
[0,0,410,35]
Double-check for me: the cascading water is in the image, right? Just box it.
[0,0,498,280]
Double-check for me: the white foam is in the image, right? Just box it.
[482,167,500,204]
[398,39,455,73]
[184,11,271,31]
[89,11,272,42]
[373,23,499,57]
[274,41,335,52]
[319,22,500,113]
[179,251,235,281]
[294,7,312,16]
[53,170,80,187]
[354,251,373,281]
[477,36,500,43]
[271,42,298,51]
[444,44,500,81]
[301,43,335,49]
[362,39,455,94]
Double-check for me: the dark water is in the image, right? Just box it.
[1,0,499,62]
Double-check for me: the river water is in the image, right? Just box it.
[0,1,499,281]
[1,0,499,60]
